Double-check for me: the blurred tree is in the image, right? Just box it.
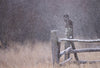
[0,0,100,48]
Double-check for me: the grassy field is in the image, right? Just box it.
[0,42,100,68]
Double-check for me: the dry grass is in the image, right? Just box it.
[0,41,100,68]
[0,42,52,68]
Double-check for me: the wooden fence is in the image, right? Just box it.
[51,15,100,67]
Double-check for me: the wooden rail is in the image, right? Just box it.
[60,47,72,57]
[51,30,100,66]
[60,48,100,56]
[51,15,100,67]
[71,60,100,64]
[59,38,100,43]
[71,48,100,53]
[60,60,100,65]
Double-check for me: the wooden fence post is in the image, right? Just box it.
[51,30,60,67]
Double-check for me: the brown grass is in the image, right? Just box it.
[0,42,100,68]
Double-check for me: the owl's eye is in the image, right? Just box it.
[64,15,69,18]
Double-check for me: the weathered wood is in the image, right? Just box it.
[59,38,100,43]
[60,47,72,57]
[64,42,70,60]
[71,60,100,64]
[60,58,72,66]
[60,48,100,54]
[51,15,100,67]
[71,48,100,53]
[60,60,100,65]
[70,42,79,61]
[51,30,60,66]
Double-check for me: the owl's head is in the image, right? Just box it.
[63,14,69,22]
[63,14,69,18]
